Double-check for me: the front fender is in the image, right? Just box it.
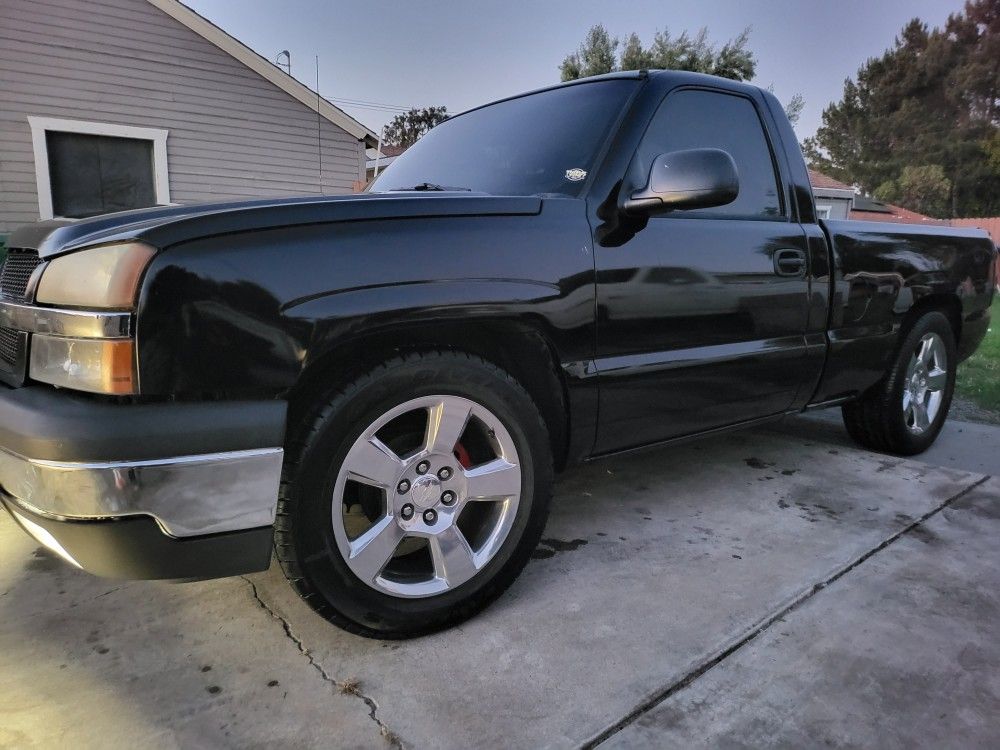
[287,278,576,363]
[135,201,596,397]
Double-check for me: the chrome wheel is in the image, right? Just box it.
[332,395,522,598]
[903,332,948,434]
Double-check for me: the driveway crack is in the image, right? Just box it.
[242,577,402,748]
[580,473,992,749]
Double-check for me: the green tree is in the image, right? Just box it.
[560,23,756,82]
[987,130,1000,172]
[766,85,806,127]
[708,27,756,80]
[560,25,803,124]
[560,25,619,81]
[783,93,806,127]
[803,1,1000,217]
[874,165,952,217]
[620,32,655,71]
[383,106,449,148]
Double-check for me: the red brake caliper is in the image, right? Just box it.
[453,442,473,469]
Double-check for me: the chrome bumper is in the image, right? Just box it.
[0,446,283,537]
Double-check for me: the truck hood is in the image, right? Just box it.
[8,192,543,259]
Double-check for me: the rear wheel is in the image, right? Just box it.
[842,311,956,455]
[276,351,553,638]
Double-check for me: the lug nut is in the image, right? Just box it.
[437,466,453,481]
[416,460,430,475]
[423,509,437,524]
[397,479,410,494]
[400,504,414,520]
[441,490,456,506]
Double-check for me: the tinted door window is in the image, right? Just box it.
[47,132,156,218]
[637,90,782,219]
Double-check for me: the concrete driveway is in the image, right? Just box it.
[2,413,998,749]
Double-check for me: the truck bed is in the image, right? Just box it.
[810,219,995,405]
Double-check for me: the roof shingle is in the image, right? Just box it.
[807,169,854,191]
[376,144,408,157]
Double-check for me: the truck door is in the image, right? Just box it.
[593,88,812,453]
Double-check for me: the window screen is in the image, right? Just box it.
[46,131,157,218]
[637,90,783,219]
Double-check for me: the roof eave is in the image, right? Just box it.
[146,0,377,144]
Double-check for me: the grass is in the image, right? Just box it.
[956,297,1000,414]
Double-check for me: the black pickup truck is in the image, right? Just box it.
[1,71,995,637]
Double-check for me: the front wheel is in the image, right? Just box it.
[275,351,553,638]
[842,311,957,455]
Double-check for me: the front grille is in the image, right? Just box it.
[0,248,40,381]
[0,248,42,301]
[0,326,20,367]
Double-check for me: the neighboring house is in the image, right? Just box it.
[0,0,377,243]
[808,170,953,226]
[849,195,948,225]
[808,169,855,219]
[810,171,999,289]
[365,144,408,183]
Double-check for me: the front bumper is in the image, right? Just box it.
[3,496,275,580]
[0,386,286,579]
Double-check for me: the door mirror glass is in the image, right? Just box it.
[623,148,739,216]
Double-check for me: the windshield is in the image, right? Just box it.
[369,80,639,197]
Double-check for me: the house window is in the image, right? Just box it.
[815,204,832,219]
[28,117,169,219]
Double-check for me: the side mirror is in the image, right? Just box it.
[623,148,739,216]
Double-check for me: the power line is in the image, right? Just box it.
[324,96,416,113]
[328,102,411,113]
[331,102,410,113]
[329,95,416,109]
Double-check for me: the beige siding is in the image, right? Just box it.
[0,0,365,234]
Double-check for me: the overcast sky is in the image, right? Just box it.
[185,0,966,141]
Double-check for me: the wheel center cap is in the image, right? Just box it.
[409,475,441,510]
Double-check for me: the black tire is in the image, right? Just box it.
[275,350,553,639]
[841,311,957,456]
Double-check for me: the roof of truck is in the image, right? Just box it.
[454,69,763,120]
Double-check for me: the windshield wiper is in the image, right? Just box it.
[396,182,472,192]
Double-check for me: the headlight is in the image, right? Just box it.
[29,241,153,394]
[36,242,156,309]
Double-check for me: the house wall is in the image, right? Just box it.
[813,195,852,220]
[0,0,365,234]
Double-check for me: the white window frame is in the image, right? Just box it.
[815,204,832,219]
[27,116,170,220]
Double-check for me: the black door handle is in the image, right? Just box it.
[773,249,807,277]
